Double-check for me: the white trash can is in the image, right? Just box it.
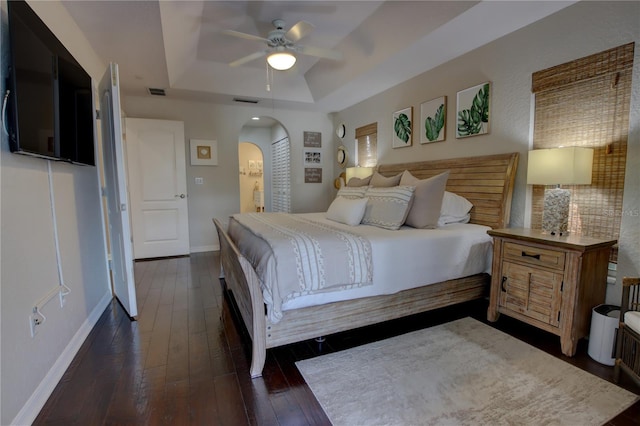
[587,304,620,366]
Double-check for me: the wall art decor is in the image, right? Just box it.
[303,131,322,147]
[190,139,218,165]
[420,96,446,144]
[392,107,413,148]
[303,149,322,166]
[304,167,322,183]
[456,82,491,138]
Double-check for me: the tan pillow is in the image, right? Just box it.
[399,170,450,229]
[370,171,402,187]
[347,174,372,187]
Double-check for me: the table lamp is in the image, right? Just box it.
[527,147,593,235]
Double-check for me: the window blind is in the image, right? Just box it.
[271,137,291,213]
[531,43,634,259]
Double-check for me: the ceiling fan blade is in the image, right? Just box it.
[229,51,267,67]
[221,29,269,43]
[285,20,314,43]
[297,45,342,61]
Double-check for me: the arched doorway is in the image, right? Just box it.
[238,142,264,213]
[238,116,291,213]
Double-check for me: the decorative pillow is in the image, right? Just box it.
[441,191,473,218]
[361,186,415,230]
[336,186,368,199]
[326,197,368,226]
[370,171,402,187]
[347,174,372,187]
[399,170,450,229]
[438,213,471,227]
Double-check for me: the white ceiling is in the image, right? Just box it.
[61,0,576,113]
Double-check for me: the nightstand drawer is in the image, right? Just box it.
[503,242,565,270]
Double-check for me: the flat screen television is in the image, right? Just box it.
[5,0,95,166]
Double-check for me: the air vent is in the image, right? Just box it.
[148,88,166,96]
[233,97,259,104]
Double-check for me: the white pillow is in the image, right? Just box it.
[441,191,473,218]
[361,186,415,230]
[326,196,368,226]
[438,213,471,227]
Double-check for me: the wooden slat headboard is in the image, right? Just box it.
[377,152,519,229]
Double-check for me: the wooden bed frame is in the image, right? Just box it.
[214,152,519,378]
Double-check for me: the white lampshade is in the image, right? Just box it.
[527,147,593,185]
[527,146,593,235]
[267,52,296,71]
[345,166,374,183]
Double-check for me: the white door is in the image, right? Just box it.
[99,63,137,319]
[124,118,190,259]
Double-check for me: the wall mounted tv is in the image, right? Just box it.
[6,0,95,166]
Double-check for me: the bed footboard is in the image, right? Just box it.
[213,218,267,378]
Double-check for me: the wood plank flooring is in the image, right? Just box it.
[34,252,639,425]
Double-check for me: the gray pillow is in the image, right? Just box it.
[361,186,415,230]
[399,170,450,229]
[370,171,402,187]
[347,174,372,187]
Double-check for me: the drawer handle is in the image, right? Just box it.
[501,276,507,292]
[521,251,541,260]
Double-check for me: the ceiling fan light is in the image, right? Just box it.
[267,52,296,70]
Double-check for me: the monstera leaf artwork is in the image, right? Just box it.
[456,82,491,138]
[392,107,413,148]
[420,97,446,143]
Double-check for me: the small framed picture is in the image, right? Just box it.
[420,96,446,144]
[190,139,218,165]
[303,149,322,166]
[392,107,413,148]
[456,82,491,139]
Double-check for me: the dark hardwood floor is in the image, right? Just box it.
[34,252,640,425]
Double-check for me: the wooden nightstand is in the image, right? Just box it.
[487,228,616,357]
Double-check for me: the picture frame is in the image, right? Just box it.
[190,139,218,165]
[456,82,491,139]
[392,107,413,148]
[303,149,322,166]
[420,96,446,144]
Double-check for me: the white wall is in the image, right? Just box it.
[0,1,111,424]
[121,96,336,251]
[334,1,640,304]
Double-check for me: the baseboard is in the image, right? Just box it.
[11,291,113,426]
[190,244,219,253]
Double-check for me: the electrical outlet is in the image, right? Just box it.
[29,314,39,338]
[29,307,45,338]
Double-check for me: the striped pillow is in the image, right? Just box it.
[336,187,368,199]
[361,186,415,230]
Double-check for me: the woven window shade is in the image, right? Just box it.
[355,122,378,167]
[531,43,634,261]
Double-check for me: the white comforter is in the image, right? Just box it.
[231,213,373,322]
[228,213,493,323]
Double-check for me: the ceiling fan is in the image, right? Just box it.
[222,19,342,70]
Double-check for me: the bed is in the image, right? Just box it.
[214,152,519,378]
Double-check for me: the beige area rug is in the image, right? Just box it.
[296,317,638,426]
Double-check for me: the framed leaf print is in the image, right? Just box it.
[456,82,491,138]
[392,107,413,148]
[420,97,446,144]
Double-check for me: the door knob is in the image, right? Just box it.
[175,194,186,199]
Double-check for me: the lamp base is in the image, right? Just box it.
[542,187,571,235]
